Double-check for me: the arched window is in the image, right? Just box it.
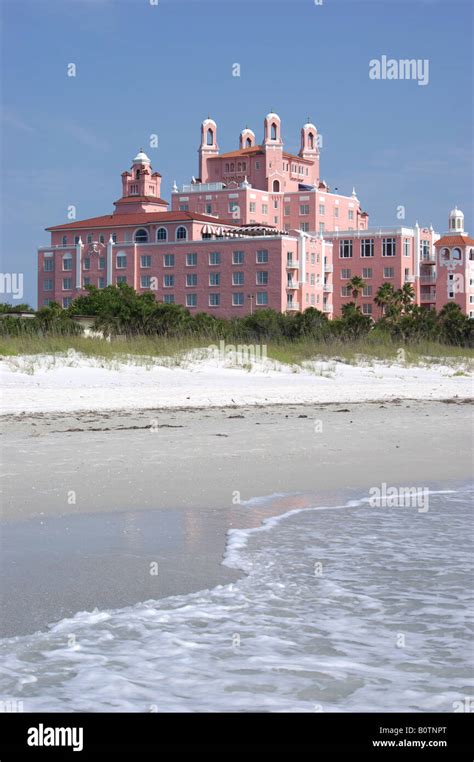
[271,123,277,140]
[441,248,450,261]
[452,247,462,261]
[135,170,140,180]
[206,128,213,146]
[225,163,229,172]
[134,228,148,243]
[457,218,462,230]
[62,235,68,246]
[308,132,314,149]
[156,227,167,241]
[230,163,234,171]
[272,180,280,192]
[242,162,246,170]
[176,226,187,241]
[238,162,242,171]
[246,138,251,148]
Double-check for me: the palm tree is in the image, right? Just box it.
[399,282,415,313]
[374,282,395,318]
[348,276,366,308]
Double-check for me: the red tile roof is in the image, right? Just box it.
[113,196,169,206]
[435,235,474,247]
[210,145,313,164]
[46,211,232,231]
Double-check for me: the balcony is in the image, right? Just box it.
[420,290,436,303]
[286,281,298,289]
[286,259,299,269]
[323,263,333,272]
[420,275,437,284]
[323,283,333,292]
[420,255,436,265]
[323,303,332,313]
[286,301,300,311]
[404,275,415,283]
[180,182,225,193]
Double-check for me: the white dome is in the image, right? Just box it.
[266,112,280,121]
[303,122,317,131]
[240,128,255,135]
[133,150,151,165]
[449,206,464,232]
[202,118,216,126]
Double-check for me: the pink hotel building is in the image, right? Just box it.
[37,113,474,318]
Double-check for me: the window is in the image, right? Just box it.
[271,123,277,140]
[83,277,91,287]
[176,226,187,241]
[225,163,230,172]
[43,279,53,291]
[341,268,351,279]
[348,210,354,220]
[209,294,220,307]
[319,223,325,234]
[134,228,148,243]
[249,202,256,213]
[179,204,189,212]
[62,236,68,246]
[186,253,197,266]
[361,239,374,257]
[99,234,105,244]
[62,297,72,307]
[256,292,268,306]
[255,161,260,169]
[157,227,167,241]
[319,205,325,215]
[164,275,175,287]
[62,255,72,271]
[186,274,198,287]
[164,294,175,304]
[205,204,212,214]
[452,247,462,261]
[233,272,244,285]
[339,240,353,258]
[228,201,240,215]
[116,254,127,269]
[334,208,339,218]
[112,234,117,243]
[420,241,430,260]
[232,251,244,265]
[256,271,268,285]
[311,253,315,264]
[341,286,352,296]
[256,249,268,263]
[87,234,93,244]
[98,277,105,289]
[382,238,396,257]
[272,180,280,192]
[186,294,197,307]
[262,204,268,215]
[362,267,372,279]
[44,259,54,272]
[232,293,244,306]
[130,184,139,195]
[362,285,372,297]
[206,128,213,146]
[62,278,72,290]
[164,254,175,267]
[383,267,394,278]
[209,272,221,286]
[140,275,152,288]
[284,205,290,216]
[300,205,309,215]
[99,257,105,270]
[404,239,410,257]
[310,273,315,286]
[209,252,221,265]
[362,303,372,315]
[273,199,278,209]
[140,255,151,268]
[83,257,90,271]
[117,275,127,284]
[300,223,309,232]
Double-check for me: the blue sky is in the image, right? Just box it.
[1,0,473,306]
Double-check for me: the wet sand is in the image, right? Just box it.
[1,400,472,637]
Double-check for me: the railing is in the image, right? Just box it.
[420,291,436,302]
[420,255,436,264]
[323,283,333,292]
[420,275,437,283]
[323,263,333,272]
[286,281,297,289]
[286,302,300,310]
[180,182,226,193]
[323,303,332,312]
[286,260,299,268]
[404,275,415,283]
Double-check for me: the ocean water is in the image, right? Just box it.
[0,486,472,712]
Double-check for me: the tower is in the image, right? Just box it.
[198,118,219,183]
[239,128,256,150]
[448,206,465,234]
[263,112,284,192]
[114,150,167,214]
